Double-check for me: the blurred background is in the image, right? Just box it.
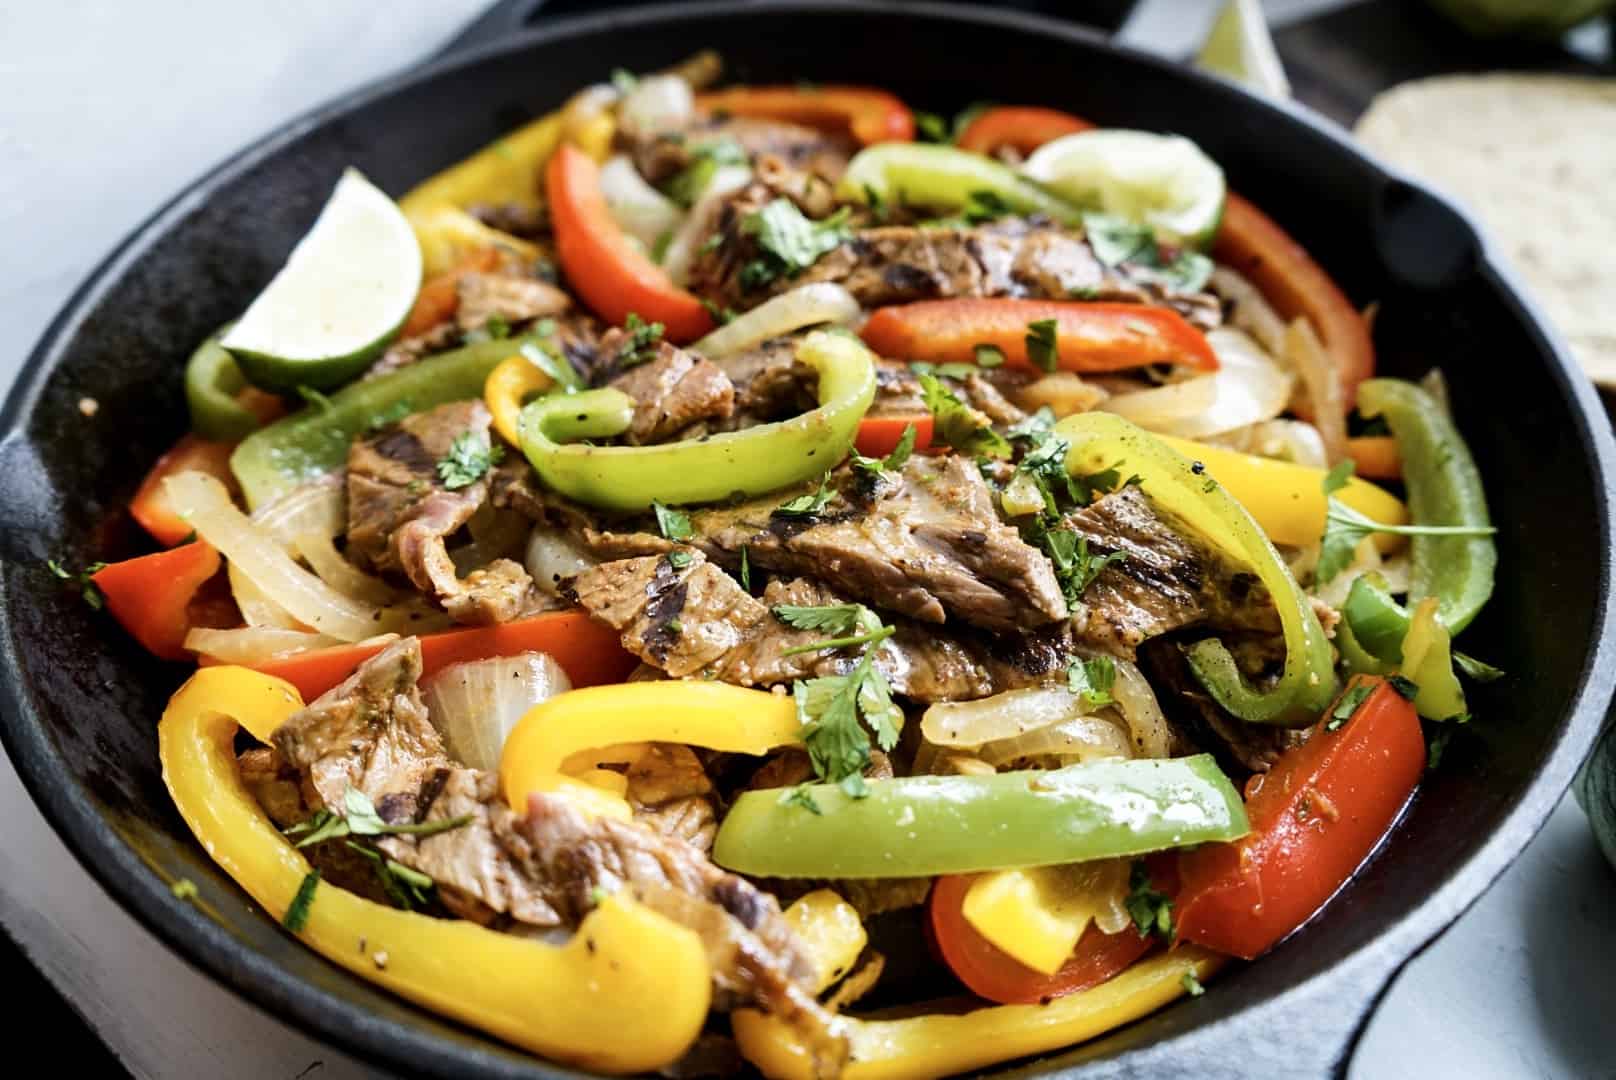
[2,1,1613,1077]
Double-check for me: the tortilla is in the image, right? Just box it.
[1356,74,1616,385]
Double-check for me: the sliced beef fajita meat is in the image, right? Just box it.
[467,202,552,242]
[1139,636,1304,777]
[516,793,846,1072]
[443,558,540,625]
[566,554,1066,700]
[600,335,736,444]
[706,336,817,429]
[624,743,719,853]
[347,401,537,625]
[627,115,856,186]
[1061,484,1280,657]
[455,271,571,334]
[367,321,461,381]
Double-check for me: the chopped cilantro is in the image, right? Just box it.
[699,297,738,325]
[520,340,582,392]
[283,869,320,932]
[47,558,106,610]
[1316,461,1496,584]
[772,473,836,519]
[345,841,434,911]
[1182,972,1206,997]
[436,431,503,490]
[483,313,510,340]
[1427,725,1455,770]
[738,200,851,291]
[366,399,414,430]
[919,373,1011,458]
[285,788,472,849]
[1005,406,1057,444]
[1067,656,1117,709]
[779,784,824,814]
[652,501,693,541]
[1327,681,1376,730]
[1025,319,1060,373]
[1125,861,1173,941]
[1455,652,1506,683]
[616,312,666,368]
[773,603,873,636]
[739,544,752,591]
[973,344,1006,368]
[662,139,749,207]
[1082,212,1213,292]
[793,648,902,797]
[851,423,917,475]
[1387,674,1420,701]
[915,111,949,143]
[962,189,1013,225]
[666,549,693,571]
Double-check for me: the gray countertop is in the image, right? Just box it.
[1,2,1611,1077]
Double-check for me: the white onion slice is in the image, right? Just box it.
[599,154,685,253]
[975,715,1132,768]
[1102,369,1219,427]
[1209,265,1287,357]
[229,563,305,629]
[1150,327,1295,440]
[251,479,344,552]
[662,165,751,285]
[294,531,398,607]
[618,74,694,136]
[1206,418,1328,469]
[1109,656,1173,760]
[524,526,597,596]
[691,283,861,359]
[1285,317,1347,464]
[921,687,1115,749]
[165,471,430,642]
[423,652,572,770]
[184,625,342,664]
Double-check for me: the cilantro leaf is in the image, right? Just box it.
[739,544,752,591]
[1125,861,1173,942]
[699,297,739,325]
[1067,656,1117,709]
[792,646,901,794]
[1182,972,1206,997]
[773,603,870,636]
[773,473,836,519]
[1038,529,1126,607]
[652,501,693,541]
[47,558,106,610]
[283,869,320,932]
[1006,406,1057,444]
[962,189,1013,225]
[436,431,503,490]
[1454,652,1506,683]
[1025,319,1060,373]
[616,312,666,368]
[286,788,472,849]
[852,423,918,475]
[915,111,949,143]
[1082,212,1213,293]
[1316,461,1497,584]
[973,344,1006,368]
[1387,674,1420,701]
[919,373,1011,458]
[779,784,823,814]
[345,841,434,911]
[667,549,693,571]
[738,200,851,291]
[520,340,582,392]
[1326,681,1375,730]
[662,138,749,207]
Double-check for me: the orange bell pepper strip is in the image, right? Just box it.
[247,608,636,701]
[854,414,933,458]
[401,245,502,338]
[955,106,1094,156]
[93,541,223,661]
[546,144,713,343]
[695,84,914,145]
[1175,675,1424,960]
[1346,434,1401,480]
[860,299,1218,374]
[130,436,240,547]
[1213,192,1375,410]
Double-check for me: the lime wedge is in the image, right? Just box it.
[1022,130,1226,249]
[222,168,422,392]
[1197,0,1291,100]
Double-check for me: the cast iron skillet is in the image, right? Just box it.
[0,3,1611,1077]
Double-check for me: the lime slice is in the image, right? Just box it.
[222,168,422,392]
[1021,130,1226,249]
[1197,0,1290,99]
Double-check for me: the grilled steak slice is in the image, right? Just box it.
[624,744,718,853]
[517,793,846,1073]
[602,336,736,444]
[1140,637,1304,777]
[628,115,855,185]
[1062,485,1280,657]
[443,557,538,626]
[567,555,1065,700]
[455,271,571,334]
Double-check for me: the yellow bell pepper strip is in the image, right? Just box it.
[783,890,870,994]
[1357,377,1496,634]
[1060,413,1339,725]
[1340,574,1468,719]
[1400,597,1468,721]
[399,113,563,216]
[484,338,584,447]
[1158,434,1408,552]
[517,329,877,511]
[500,681,802,812]
[732,946,1224,1080]
[409,206,542,279]
[961,861,1126,976]
[712,756,1247,879]
[232,332,545,509]
[160,666,712,1074]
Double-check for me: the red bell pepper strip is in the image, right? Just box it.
[546,144,714,343]
[695,84,914,145]
[854,414,934,458]
[956,106,1094,156]
[1175,675,1423,960]
[860,299,1219,374]
[930,870,1157,1005]
[130,436,241,547]
[93,542,223,661]
[246,609,637,701]
[1213,192,1375,410]
[401,246,502,338]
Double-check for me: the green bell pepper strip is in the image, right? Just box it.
[518,329,877,511]
[231,334,539,509]
[1357,378,1496,634]
[1055,411,1338,726]
[1341,574,1467,720]
[711,756,1247,879]
[837,143,1084,224]
[185,329,262,442]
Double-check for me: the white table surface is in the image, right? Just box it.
[1,2,1611,1077]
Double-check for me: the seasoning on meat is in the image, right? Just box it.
[602,335,736,444]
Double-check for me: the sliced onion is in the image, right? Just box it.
[525,526,597,595]
[923,687,1094,748]
[230,564,305,629]
[1209,265,1287,357]
[423,652,572,770]
[166,471,433,642]
[1285,317,1347,464]
[662,165,751,285]
[692,283,861,359]
[1109,656,1172,760]
[252,478,344,552]
[600,154,685,253]
[1102,368,1219,427]
[618,74,694,136]
[294,531,399,606]
[1206,418,1328,469]
[184,625,342,664]
[1150,328,1295,440]
[976,714,1132,768]
[560,83,620,148]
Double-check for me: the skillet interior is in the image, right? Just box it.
[0,4,1611,1077]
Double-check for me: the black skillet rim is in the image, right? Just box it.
[1,2,1612,1077]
